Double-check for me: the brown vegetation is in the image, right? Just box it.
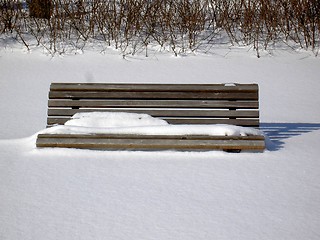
[1,0,319,56]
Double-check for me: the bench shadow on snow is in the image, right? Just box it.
[260,123,320,151]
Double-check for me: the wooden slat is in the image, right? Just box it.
[50,83,259,92]
[164,118,260,126]
[48,100,259,109]
[47,109,259,118]
[38,134,265,140]
[36,134,265,151]
[47,117,260,127]
[49,91,258,100]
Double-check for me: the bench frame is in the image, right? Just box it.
[36,83,265,152]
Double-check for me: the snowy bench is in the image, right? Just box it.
[36,83,265,152]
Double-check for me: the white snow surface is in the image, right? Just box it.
[44,111,263,137]
[1,46,320,240]
[66,111,169,128]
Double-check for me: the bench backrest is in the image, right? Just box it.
[47,83,260,127]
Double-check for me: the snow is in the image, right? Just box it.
[66,112,169,128]
[1,46,320,240]
[42,111,263,137]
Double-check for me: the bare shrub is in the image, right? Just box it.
[1,0,319,57]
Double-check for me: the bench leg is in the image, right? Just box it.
[224,149,242,153]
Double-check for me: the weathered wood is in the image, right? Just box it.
[50,83,259,92]
[36,134,265,151]
[37,133,265,140]
[47,117,260,127]
[48,100,259,109]
[163,118,260,126]
[47,109,259,118]
[49,91,258,100]
[37,83,265,152]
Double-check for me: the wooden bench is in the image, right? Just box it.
[36,83,265,152]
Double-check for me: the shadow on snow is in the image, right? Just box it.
[260,123,320,151]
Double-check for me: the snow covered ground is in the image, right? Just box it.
[1,45,320,240]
